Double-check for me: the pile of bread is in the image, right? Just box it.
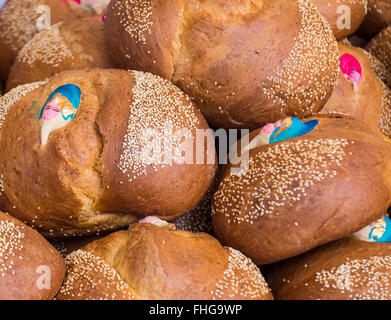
[1,0,391,300]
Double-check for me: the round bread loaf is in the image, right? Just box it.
[6,16,113,91]
[320,42,391,137]
[0,0,109,83]
[265,237,391,300]
[0,69,216,237]
[104,0,339,129]
[358,0,391,39]
[367,26,391,75]
[0,210,65,299]
[56,221,273,300]
[311,0,368,40]
[212,116,391,265]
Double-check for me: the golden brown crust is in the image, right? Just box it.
[311,0,368,40]
[0,211,66,300]
[105,0,339,129]
[320,43,391,137]
[6,17,113,91]
[265,238,391,300]
[56,223,273,300]
[0,0,94,83]
[212,117,391,265]
[367,26,391,77]
[0,69,216,237]
[358,0,391,39]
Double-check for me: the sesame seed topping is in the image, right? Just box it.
[379,86,391,138]
[112,0,153,44]
[17,22,74,67]
[0,80,48,195]
[118,71,199,182]
[211,247,270,300]
[59,250,135,300]
[262,0,339,115]
[0,0,45,52]
[0,219,25,277]
[213,138,351,224]
[315,255,391,300]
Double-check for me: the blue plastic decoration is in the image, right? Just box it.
[269,117,319,144]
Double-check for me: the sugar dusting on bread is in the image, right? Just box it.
[17,23,74,67]
[0,219,25,277]
[213,139,351,225]
[262,0,339,114]
[59,250,135,300]
[315,255,391,300]
[211,247,270,300]
[119,70,199,182]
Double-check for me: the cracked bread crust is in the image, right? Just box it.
[212,116,391,265]
[104,0,339,129]
[0,69,216,237]
[0,0,93,84]
[56,223,273,300]
[6,17,114,91]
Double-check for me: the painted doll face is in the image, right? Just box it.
[39,84,81,146]
[41,94,77,122]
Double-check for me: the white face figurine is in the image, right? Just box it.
[66,0,111,14]
[39,84,81,146]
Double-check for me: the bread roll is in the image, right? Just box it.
[0,69,216,237]
[104,0,339,129]
[0,0,101,83]
[358,0,391,39]
[212,116,391,265]
[367,26,391,76]
[6,16,113,91]
[265,237,391,300]
[311,0,368,40]
[320,43,391,137]
[56,221,273,300]
[0,211,65,299]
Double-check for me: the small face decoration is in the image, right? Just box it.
[39,84,81,146]
[340,53,362,91]
[246,117,319,152]
[353,216,391,242]
[63,0,110,14]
